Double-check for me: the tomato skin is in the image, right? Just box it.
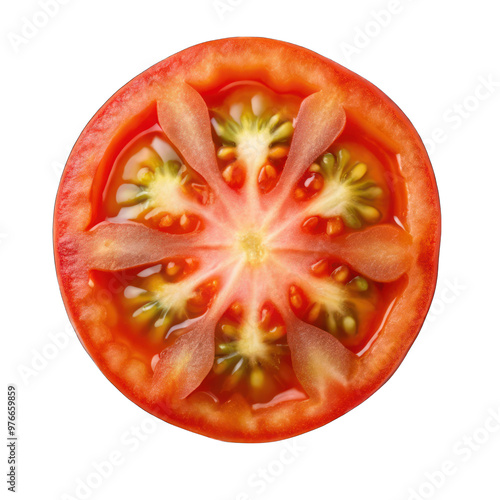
[54,37,440,443]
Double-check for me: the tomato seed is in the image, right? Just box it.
[302,216,319,231]
[307,302,322,322]
[290,293,303,309]
[311,259,328,275]
[159,214,174,227]
[326,218,344,236]
[294,188,306,200]
[331,265,350,283]
[166,261,180,276]
[217,146,236,161]
[268,145,289,159]
[343,316,357,335]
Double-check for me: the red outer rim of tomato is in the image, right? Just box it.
[54,37,440,442]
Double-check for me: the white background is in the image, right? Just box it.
[1,0,500,499]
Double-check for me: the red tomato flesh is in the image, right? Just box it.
[54,38,440,442]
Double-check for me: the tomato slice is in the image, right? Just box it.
[54,38,440,442]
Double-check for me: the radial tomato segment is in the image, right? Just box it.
[196,301,306,406]
[289,258,405,353]
[99,130,210,233]
[206,83,302,192]
[295,137,399,240]
[55,38,440,442]
[91,259,218,357]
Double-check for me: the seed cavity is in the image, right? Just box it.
[122,262,217,341]
[211,97,294,190]
[213,304,287,391]
[299,149,384,229]
[291,262,373,338]
[115,157,207,231]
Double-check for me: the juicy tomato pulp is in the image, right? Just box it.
[95,83,403,403]
[54,39,440,442]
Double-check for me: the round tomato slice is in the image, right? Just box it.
[54,38,440,442]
